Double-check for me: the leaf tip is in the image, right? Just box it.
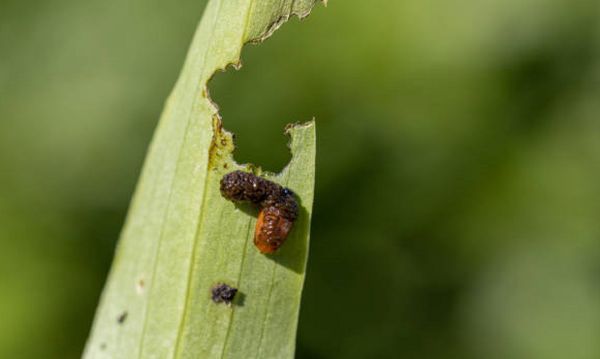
[284,119,316,137]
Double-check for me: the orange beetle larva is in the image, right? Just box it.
[220,171,298,253]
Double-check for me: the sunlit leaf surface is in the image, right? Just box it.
[83,1,321,358]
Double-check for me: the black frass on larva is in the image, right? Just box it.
[220,170,274,204]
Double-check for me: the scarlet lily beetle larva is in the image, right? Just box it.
[220,171,298,254]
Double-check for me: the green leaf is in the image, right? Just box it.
[83,0,321,358]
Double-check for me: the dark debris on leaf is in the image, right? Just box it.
[211,283,238,305]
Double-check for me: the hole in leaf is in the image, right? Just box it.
[208,19,319,173]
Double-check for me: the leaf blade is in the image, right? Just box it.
[83,1,320,358]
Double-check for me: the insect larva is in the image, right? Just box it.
[220,171,298,253]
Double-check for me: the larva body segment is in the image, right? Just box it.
[255,206,295,254]
[220,170,274,204]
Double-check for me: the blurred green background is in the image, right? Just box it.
[1,0,600,358]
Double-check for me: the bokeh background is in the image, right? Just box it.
[2,0,600,358]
